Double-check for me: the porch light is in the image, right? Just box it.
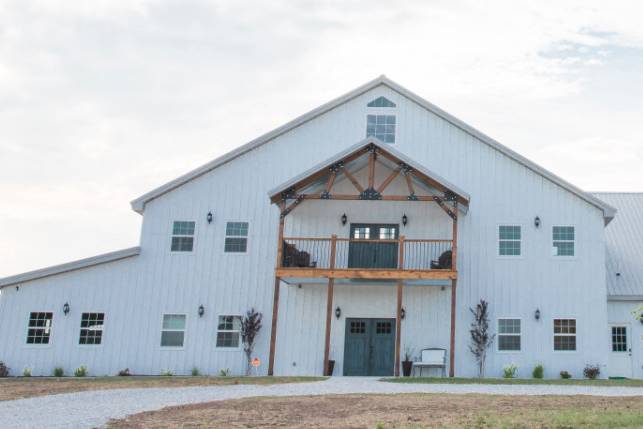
[63,302,70,316]
[341,214,347,226]
[207,211,213,224]
[402,214,408,227]
[534,308,541,321]
[534,216,541,228]
[198,305,205,317]
[335,306,341,319]
[400,307,406,319]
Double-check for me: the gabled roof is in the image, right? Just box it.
[0,247,140,288]
[593,193,643,298]
[130,75,615,222]
[268,137,469,212]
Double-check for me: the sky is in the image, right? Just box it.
[1,0,643,276]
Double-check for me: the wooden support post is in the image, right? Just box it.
[268,204,286,376]
[368,149,376,188]
[323,235,337,376]
[449,206,458,377]
[394,235,405,377]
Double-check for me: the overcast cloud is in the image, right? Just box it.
[1,0,643,276]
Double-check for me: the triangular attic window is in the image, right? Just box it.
[367,96,396,108]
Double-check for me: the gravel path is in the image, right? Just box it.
[2,377,643,429]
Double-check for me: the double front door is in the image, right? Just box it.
[348,223,399,269]
[343,318,396,376]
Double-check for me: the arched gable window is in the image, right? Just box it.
[367,96,396,108]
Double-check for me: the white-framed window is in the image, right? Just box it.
[497,318,521,351]
[552,226,574,256]
[366,114,396,143]
[367,96,396,108]
[553,318,576,351]
[216,315,242,348]
[171,221,195,252]
[79,312,105,345]
[224,222,249,253]
[498,225,521,256]
[26,312,53,344]
[161,314,186,347]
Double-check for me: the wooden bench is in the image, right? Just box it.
[412,348,446,377]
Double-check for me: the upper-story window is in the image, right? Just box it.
[225,222,249,253]
[552,226,574,256]
[366,115,396,143]
[367,96,396,108]
[171,221,195,252]
[498,225,521,256]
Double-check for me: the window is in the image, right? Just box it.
[497,319,521,351]
[499,225,521,256]
[224,222,249,253]
[79,312,105,345]
[366,114,396,143]
[367,96,396,108]
[553,226,574,256]
[171,221,195,252]
[161,314,186,347]
[216,315,241,348]
[611,326,628,352]
[26,312,53,344]
[379,227,397,240]
[352,226,370,239]
[554,319,576,351]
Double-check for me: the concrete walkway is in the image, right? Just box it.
[2,377,643,429]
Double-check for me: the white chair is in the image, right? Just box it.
[412,348,446,377]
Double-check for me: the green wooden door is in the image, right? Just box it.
[348,224,399,269]
[343,318,396,376]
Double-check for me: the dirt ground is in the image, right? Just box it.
[0,376,323,401]
[106,393,643,429]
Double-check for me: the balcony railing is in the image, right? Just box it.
[280,236,454,272]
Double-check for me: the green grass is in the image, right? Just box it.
[382,376,643,387]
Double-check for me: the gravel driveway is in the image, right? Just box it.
[2,377,643,429]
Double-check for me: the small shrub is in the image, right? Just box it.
[219,368,230,377]
[53,367,64,377]
[160,369,174,376]
[191,367,200,376]
[117,368,131,376]
[502,363,518,379]
[23,367,32,377]
[560,370,572,379]
[0,362,9,377]
[532,364,544,379]
[74,366,88,377]
[583,364,600,380]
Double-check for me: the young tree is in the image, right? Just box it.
[241,308,263,376]
[469,299,495,378]
[632,305,643,322]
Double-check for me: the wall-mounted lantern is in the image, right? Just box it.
[534,216,541,228]
[207,212,213,224]
[63,302,70,316]
[400,307,406,319]
[402,214,408,227]
[335,306,341,319]
[534,308,541,321]
[341,214,347,226]
[198,305,205,318]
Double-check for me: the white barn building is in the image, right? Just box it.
[0,76,641,379]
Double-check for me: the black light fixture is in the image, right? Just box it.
[335,306,341,319]
[535,308,541,321]
[400,307,406,319]
[402,214,408,227]
[341,213,347,226]
[63,302,70,316]
[207,211,213,224]
[534,216,541,228]
[198,305,205,317]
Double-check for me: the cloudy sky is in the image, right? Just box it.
[1,0,643,276]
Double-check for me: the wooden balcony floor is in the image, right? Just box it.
[275,267,457,280]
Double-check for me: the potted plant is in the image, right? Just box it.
[402,346,414,377]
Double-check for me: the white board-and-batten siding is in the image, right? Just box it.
[0,83,609,378]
